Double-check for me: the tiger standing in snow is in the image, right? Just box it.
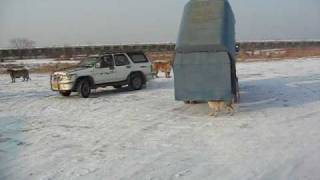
[208,99,235,117]
[152,61,172,78]
[7,68,31,83]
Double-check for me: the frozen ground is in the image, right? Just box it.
[1,58,320,180]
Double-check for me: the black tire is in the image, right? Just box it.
[59,91,71,97]
[77,79,91,98]
[113,85,122,89]
[129,74,143,90]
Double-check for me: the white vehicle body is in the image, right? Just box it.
[50,52,152,98]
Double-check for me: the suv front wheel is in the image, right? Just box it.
[59,91,71,97]
[129,74,143,90]
[77,79,91,98]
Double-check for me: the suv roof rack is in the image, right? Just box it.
[102,50,145,55]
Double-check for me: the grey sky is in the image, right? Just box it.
[0,0,319,48]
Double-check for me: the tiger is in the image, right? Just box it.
[152,61,172,78]
[7,68,31,83]
[208,98,235,117]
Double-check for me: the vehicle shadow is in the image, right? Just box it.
[88,86,133,98]
[84,78,174,98]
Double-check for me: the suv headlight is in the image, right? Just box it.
[62,74,76,81]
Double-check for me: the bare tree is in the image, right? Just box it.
[9,38,36,59]
[10,38,35,49]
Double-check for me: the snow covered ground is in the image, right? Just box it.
[1,58,320,180]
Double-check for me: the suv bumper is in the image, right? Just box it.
[51,82,74,91]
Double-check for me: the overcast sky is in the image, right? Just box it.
[0,0,319,48]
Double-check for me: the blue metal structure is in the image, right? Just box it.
[174,0,238,102]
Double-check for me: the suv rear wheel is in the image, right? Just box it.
[129,74,143,90]
[77,79,91,98]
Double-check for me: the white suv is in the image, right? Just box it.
[50,52,152,98]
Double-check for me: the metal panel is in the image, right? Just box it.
[174,0,237,102]
[174,52,232,101]
[176,0,236,57]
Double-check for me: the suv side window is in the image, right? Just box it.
[114,54,130,66]
[101,55,114,68]
[128,53,148,63]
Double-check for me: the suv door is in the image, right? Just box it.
[113,54,132,82]
[94,55,116,84]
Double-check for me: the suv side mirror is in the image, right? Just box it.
[235,44,240,53]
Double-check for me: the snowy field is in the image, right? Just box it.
[0,58,80,70]
[1,58,80,65]
[1,58,320,180]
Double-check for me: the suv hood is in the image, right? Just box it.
[53,67,89,75]
[65,67,88,73]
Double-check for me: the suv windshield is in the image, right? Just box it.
[78,57,100,67]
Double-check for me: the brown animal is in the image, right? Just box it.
[208,99,235,117]
[7,68,31,83]
[152,61,172,78]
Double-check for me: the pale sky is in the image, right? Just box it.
[0,0,319,48]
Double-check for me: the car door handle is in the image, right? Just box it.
[140,66,147,68]
[126,65,131,69]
